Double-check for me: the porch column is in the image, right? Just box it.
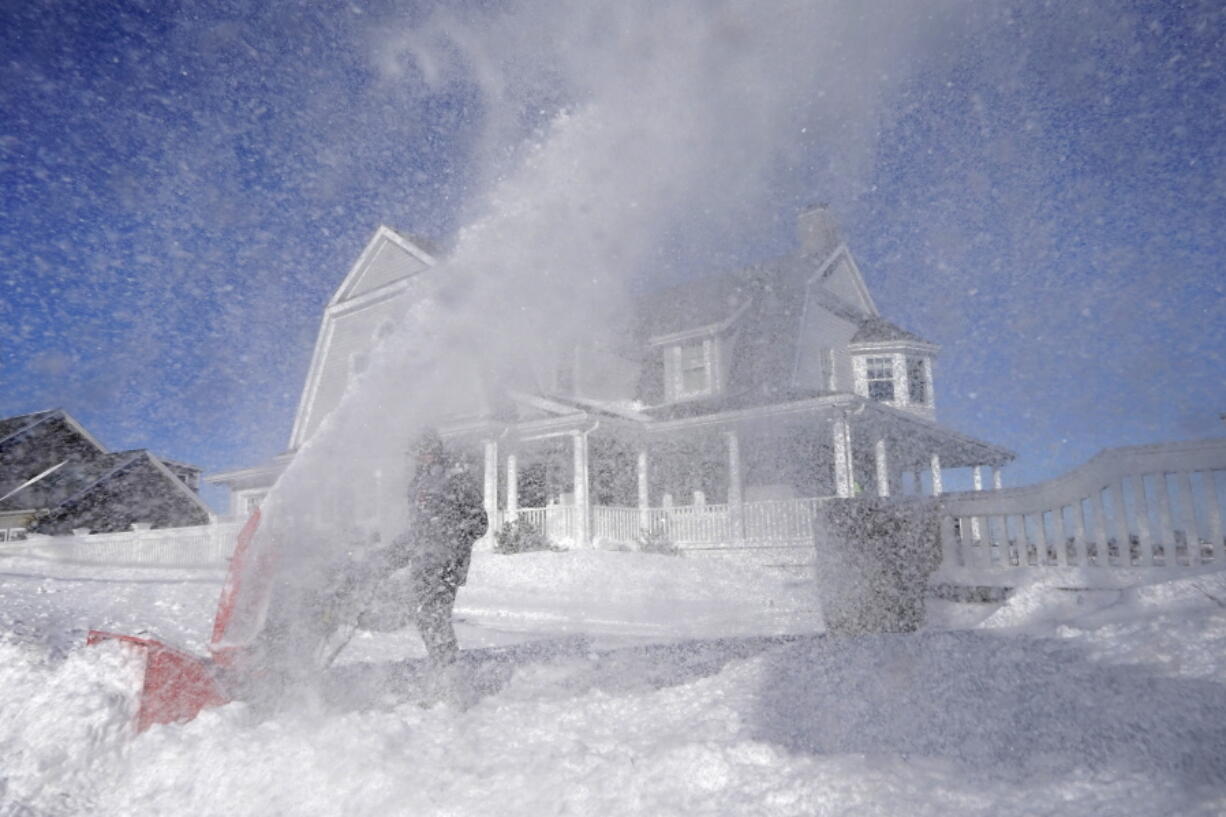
[833,417,854,498]
[970,465,983,538]
[726,430,745,541]
[573,431,590,548]
[505,451,519,523]
[636,446,650,530]
[483,439,499,543]
[930,452,943,496]
[992,466,1003,490]
[874,439,890,498]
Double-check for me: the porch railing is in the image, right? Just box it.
[515,497,829,550]
[934,437,1226,587]
[513,505,578,545]
[744,498,824,543]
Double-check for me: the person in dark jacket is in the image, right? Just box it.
[385,428,487,665]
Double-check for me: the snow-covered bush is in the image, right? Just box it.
[815,498,940,634]
[637,526,680,556]
[494,520,562,554]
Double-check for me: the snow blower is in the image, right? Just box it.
[88,509,274,732]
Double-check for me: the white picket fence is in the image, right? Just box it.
[934,437,1226,588]
[0,522,243,568]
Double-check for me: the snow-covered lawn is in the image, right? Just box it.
[2,550,1225,816]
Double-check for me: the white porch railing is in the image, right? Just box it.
[744,498,825,544]
[514,497,828,551]
[642,503,732,545]
[934,437,1226,587]
[0,522,242,567]
[513,505,579,546]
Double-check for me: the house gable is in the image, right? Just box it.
[330,226,435,306]
[289,226,439,449]
[809,245,878,318]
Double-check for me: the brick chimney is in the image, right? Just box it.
[796,204,841,257]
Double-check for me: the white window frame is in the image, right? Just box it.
[864,356,895,403]
[666,337,717,401]
[851,345,937,416]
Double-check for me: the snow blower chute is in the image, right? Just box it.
[88,509,274,732]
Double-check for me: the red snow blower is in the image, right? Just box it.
[88,509,273,732]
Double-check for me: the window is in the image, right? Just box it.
[865,356,895,402]
[680,342,708,394]
[907,357,928,404]
[665,338,716,400]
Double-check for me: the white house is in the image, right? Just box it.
[209,207,1012,571]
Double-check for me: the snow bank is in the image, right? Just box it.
[8,625,1224,817]
[457,550,821,638]
[0,637,142,813]
[3,553,1226,815]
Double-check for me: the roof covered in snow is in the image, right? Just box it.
[850,317,932,346]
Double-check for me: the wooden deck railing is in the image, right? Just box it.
[934,437,1226,587]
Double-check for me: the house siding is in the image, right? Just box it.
[300,292,413,443]
[794,290,859,393]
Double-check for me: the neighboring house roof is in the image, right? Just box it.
[0,451,142,512]
[29,450,213,534]
[0,410,54,443]
[850,317,931,346]
[0,409,212,530]
[0,408,106,453]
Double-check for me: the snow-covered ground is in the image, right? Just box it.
[2,550,1225,816]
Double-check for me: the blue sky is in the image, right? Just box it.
[1,0,1222,510]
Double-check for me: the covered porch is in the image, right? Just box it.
[444,394,1013,564]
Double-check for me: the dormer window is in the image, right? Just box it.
[664,337,719,401]
[864,356,895,402]
[849,318,939,420]
[680,342,709,394]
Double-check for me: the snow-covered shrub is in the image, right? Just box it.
[637,526,680,556]
[494,520,562,554]
[815,498,940,634]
